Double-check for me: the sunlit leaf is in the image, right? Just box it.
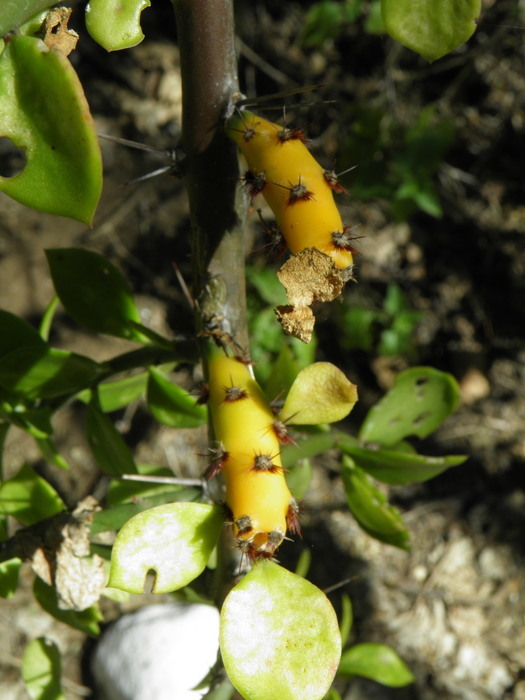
[0,35,102,224]
[77,371,148,412]
[339,642,415,686]
[281,362,358,425]
[22,637,66,700]
[0,346,99,399]
[220,561,341,700]
[341,457,410,548]
[359,367,460,446]
[382,0,481,62]
[147,367,207,428]
[46,248,143,341]
[86,0,151,51]
[0,558,22,598]
[86,401,138,475]
[108,502,223,594]
[0,463,65,525]
[33,577,102,636]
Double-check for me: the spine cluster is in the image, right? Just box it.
[207,351,299,560]
[226,110,355,270]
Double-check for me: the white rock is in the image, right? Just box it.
[92,603,220,700]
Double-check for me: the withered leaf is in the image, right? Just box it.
[275,248,346,343]
[41,7,79,56]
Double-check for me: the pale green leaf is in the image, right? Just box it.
[220,561,341,700]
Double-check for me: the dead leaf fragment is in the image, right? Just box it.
[42,7,79,56]
[274,304,315,344]
[20,496,106,611]
[275,248,346,342]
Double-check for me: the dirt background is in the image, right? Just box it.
[1,0,525,698]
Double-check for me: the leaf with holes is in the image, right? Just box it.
[382,0,481,62]
[0,35,101,223]
[220,560,341,700]
[86,0,151,51]
[108,503,223,594]
[359,367,460,446]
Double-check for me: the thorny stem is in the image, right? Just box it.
[172,0,249,352]
[171,0,248,601]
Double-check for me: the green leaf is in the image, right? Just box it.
[300,1,345,47]
[0,558,22,598]
[263,345,301,400]
[339,642,414,686]
[33,577,102,636]
[105,463,184,506]
[339,593,353,648]
[85,0,151,51]
[381,0,481,62]
[281,431,339,470]
[0,2,58,36]
[341,443,466,485]
[86,401,138,475]
[46,248,142,341]
[0,346,99,399]
[282,363,358,425]
[22,637,66,700]
[7,406,53,440]
[0,35,102,224]
[220,561,341,700]
[34,436,70,470]
[341,307,380,352]
[247,265,288,307]
[285,458,313,500]
[341,457,410,549]
[0,310,45,359]
[39,296,59,343]
[77,371,148,412]
[90,486,201,534]
[147,367,207,428]
[108,502,223,594]
[359,367,460,446]
[0,463,65,525]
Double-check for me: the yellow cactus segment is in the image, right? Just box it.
[226,110,353,269]
[207,352,293,556]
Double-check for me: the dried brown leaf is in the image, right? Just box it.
[275,248,346,342]
[42,7,79,56]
